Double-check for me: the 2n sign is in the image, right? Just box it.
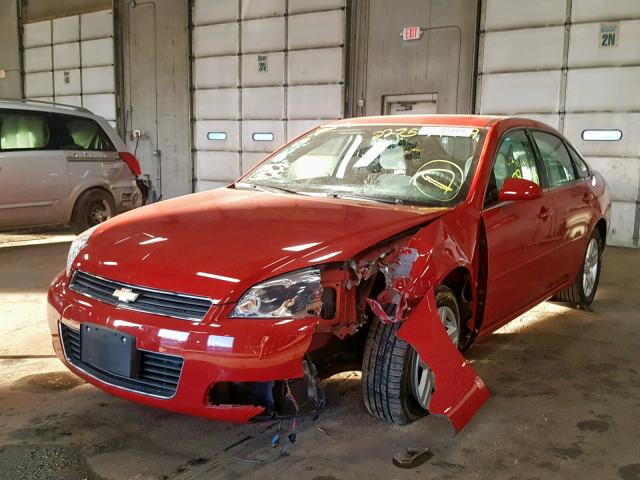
[600,22,619,47]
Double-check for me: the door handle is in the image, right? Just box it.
[583,193,594,204]
[538,207,553,220]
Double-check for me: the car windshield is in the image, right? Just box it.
[240,124,487,207]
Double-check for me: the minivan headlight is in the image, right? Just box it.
[231,268,322,318]
[66,225,98,276]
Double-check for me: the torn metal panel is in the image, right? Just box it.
[397,289,489,431]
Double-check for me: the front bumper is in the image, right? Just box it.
[47,272,317,422]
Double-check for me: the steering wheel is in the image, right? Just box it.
[410,159,465,202]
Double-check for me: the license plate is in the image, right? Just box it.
[80,324,140,377]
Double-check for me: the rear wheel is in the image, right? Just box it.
[70,189,115,234]
[553,229,602,306]
[361,286,461,425]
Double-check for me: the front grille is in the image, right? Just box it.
[60,323,183,398]
[70,270,212,321]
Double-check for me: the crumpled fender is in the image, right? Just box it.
[397,288,489,431]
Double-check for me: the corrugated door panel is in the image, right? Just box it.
[53,42,81,70]
[241,152,268,174]
[242,120,285,152]
[54,69,81,96]
[288,47,343,84]
[29,96,54,103]
[288,85,343,119]
[608,201,636,247]
[288,10,344,50]
[242,87,285,119]
[80,11,113,40]
[82,66,115,94]
[23,21,51,48]
[571,0,640,22]
[286,119,325,141]
[565,67,640,112]
[54,95,82,107]
[193,24,239,57]
[484,0,565,30]
[81,38,114,67]
[241,17,285,53]
[196,151,241,181]
[193,89,240,120]
[564,113,640,158]
[24,47,52,73]
[193,121,240,151]
[193,0,238,25]
[241,0,285,19]
[25,72,53,97]
[585,156,640,203]
[52,16,79,43]
[196,180,229,191]
[480,71,561,114]
[242,53,285,86]
[481,27,564,73]
[82,94,116,121]
[516,114,561,129]
[288,0,345,14]
[569,21,640,68]
[193,56,239,89]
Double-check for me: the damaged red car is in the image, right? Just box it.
[48,115,611,431]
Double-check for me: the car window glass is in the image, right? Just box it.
[55,115,115,151]
[0,111,51,150]
[567,144,590,179]
[531,131,576,187]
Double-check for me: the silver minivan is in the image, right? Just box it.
[0,100,144,234]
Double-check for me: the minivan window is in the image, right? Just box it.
[0,111,52,151]
[55,114,115,151]
[531,131,576,188]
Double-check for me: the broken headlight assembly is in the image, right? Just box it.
[230,268,322,318]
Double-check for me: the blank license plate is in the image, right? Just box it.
[80,324,139,377]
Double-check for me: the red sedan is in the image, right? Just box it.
[48,115,610,431]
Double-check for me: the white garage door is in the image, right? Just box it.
[476,0,640,247]
[22,10,117,126]
[191,0,346,191]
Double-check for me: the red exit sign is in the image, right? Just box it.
[402,26,422,42]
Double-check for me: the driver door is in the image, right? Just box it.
[482,129,556,330]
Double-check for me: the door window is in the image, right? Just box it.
[0,111,52,151]
[485,130,540,207]
[531,131,576,187]
[566,143,590,179]
[54,114,115,151]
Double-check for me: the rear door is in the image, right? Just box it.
[482,129,556,328]
[529,130,593,284]
[52,113,121,201]
[0,109,68,228]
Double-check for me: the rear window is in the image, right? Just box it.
[54,114,115,151]
[0,110,52,151]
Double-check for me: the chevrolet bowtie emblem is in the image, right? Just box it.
[112,287,139,303]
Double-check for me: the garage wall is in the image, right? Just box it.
[477,0,640,247]
[0,0,21,99]
[22,10,117,126]
[191,0,346,192]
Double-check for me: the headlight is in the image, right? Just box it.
[231,268,322,318]
[66,225,98,276]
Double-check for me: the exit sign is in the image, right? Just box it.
[402,26,422,42]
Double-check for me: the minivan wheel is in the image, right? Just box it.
[552,229,602,306]
[70,189,115,234]
[361,286,461,425]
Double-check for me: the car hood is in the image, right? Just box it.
[75,188,450,304]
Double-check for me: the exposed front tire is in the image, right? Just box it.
[361,286,461,425]
[70,189,115,234]
[553,229,602,306]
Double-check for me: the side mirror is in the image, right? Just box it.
[498,178,542,202]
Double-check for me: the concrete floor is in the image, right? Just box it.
[0,238,639,480]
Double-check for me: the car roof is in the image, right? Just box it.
[326,114,557,132]
[0,98,95,117]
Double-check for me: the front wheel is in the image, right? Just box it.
[553,229,603,306]
[361,286,461,425]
